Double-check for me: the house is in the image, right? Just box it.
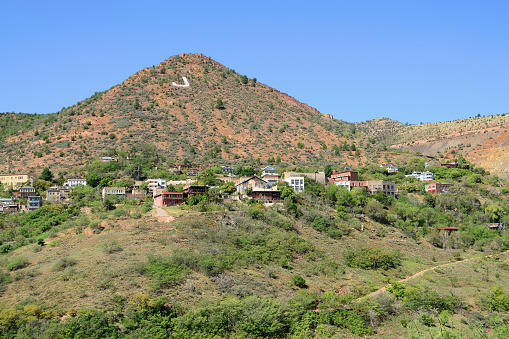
[154,192,184,207]
[261,173,280,187]
[248,187,281,203]
[330,170,359,183]
[46,186,71,203]
[284,171,326,184]
[406,171,434,181]
[363,180,396,196]
[0,202,19,213]
[261,165,277,176]
[146,179,167,194]
[65,178,87,187]
[425,183,454,194]
[386,164,398,173]
[19,186,36,198]
[284,176,305,192]
[183,185,208,197]
[380,164,398,173]
[338,180,396,196]
[126,189,147,200]
[152,188,166,198]
[221,165,233,174]
[102,187,126,199]
[235,176,269,194]
[27,196,42,212]
[420,171,434,181]
[0,174,33,189]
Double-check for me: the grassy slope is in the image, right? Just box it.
[0,203,490,312]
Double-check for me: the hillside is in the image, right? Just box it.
[0,53,379,176]
[356,114,509,178]
[1,161,509,337]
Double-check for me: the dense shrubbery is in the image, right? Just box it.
[0,293,378,337]
[388,282,465,312]
[344,246,402,270]
[0,204,80,253]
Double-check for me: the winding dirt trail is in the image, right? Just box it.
[359,252,503,300]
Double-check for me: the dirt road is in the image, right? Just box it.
[153,206,175,223]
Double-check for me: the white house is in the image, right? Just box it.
[284,177,305,192]
[146,178,167,194]
[420,171,434,181]
[405,171,434,181]
[65,178,87,187]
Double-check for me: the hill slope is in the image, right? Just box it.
[0,54,368,175]
[356,114,509,178]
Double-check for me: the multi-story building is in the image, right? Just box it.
[28,196,42,212]
[330,170,359,183]
[406,171,434,181]
[284,171,326,185]
[146,179,167,194]
[65,178,87,187]
[154,192,184,207]
[235,176,269,194]
[46,186,71,203]
[0,174,33,188]
[284,176,305,192]
[19,186,36,198]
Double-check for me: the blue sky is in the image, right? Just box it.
[1,1,508,124]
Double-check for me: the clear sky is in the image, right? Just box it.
[1,1,508,124]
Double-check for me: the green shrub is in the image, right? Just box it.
[53,257,77,271]
[388,283,464,312]
[479,285,509,311]
[291,275,307,288]
[138,255,189,290]
[344,246,401,270]
[6,257,30,271]
[102,240,123,254]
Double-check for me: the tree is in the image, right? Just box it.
[485,204,504,222]
[241,75,248,84]
[39,167,53,182]
[324,165,333,178]
[364,200,387,223]
[215,98,225,110]
[86,173,101,188]
[134,98,141,109]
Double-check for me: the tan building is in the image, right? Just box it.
[284,171,326,184]
[347,180,396,196]
[0,174,33,188]
[235,176,269,194]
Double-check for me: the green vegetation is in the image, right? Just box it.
[344,246,401,270]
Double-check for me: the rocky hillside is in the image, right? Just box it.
[0,53,371,176]
[356,114,509,178]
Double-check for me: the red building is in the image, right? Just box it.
[329,170,358,183]
[154,192,184,207]
[425,183,454,194]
